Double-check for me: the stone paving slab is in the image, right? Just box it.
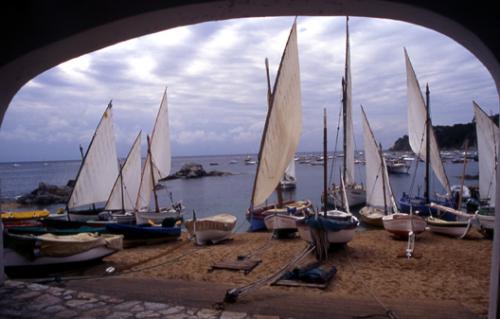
[0,280,265,319]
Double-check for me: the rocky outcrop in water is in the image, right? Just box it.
[160,162,232,181]
[16,180,74,205]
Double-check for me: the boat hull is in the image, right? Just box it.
[426,217,470,238]
[398,193,455,219]
[135,209,182,225]
[382,213,426,237]
[264,213,302,236]
[297,211,358,244]
[246,200,312,232]
[184,213,237,245]
[358,206,385,227]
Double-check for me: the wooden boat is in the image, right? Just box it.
[3,232,123,268]
[327,18,366,208]
[426,216,471,238]
[184,213,236,245]
[67,102,120,222]
[397,49,454,218]
[246,19,311,233]
[358,106,399,227]
[263,200,312,237]
[382,213,426,238]
[0,209,49,220]
[134,88,184,224]
[297,210,359,244]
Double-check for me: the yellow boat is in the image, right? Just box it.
[0,209,50,220]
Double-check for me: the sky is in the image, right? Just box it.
[0,16,498,162]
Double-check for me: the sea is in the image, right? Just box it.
[0,152,479,232]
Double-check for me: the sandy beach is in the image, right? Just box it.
[102,228,492,318]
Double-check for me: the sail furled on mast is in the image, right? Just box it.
[135,88,172,211]
[474,101,498,206]
[361,106,395,212]
[68,102,119,209]
[106,131,142,211]
[344,17,355,186]
[404,49,451,195]
[252,21,302,207]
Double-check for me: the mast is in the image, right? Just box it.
[379,143,388,214]
[147,135,160,213]
[323,108,328,214]
[342,77,347,182]
[425,84,430,204]
[119,163,125,213]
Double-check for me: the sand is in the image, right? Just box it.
[104,228,491,317]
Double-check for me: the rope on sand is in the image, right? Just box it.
[219,243,315,306]
[347,255,400,319]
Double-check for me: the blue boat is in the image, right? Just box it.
[398,192,456,220]
[105,223,181,246]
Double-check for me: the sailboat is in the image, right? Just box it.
[297,109,359,246]
[358,106,398,227]
[67,102,120,222]
[473,101,497,237]
[327,17,366,209]
[99,131,143,224]
[134,88,184,225]
[246,19,312,234]
[279,159,297,190]
[397,49,454,219]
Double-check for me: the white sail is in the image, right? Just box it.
[68,103,119,209]
[361,107,394,212]
[283,158,296,181]
[474,101,498,206]
[252,21,302,207]
[404,49,451,195]
[344,17,355,185]
[105,131,142,211]
[135,88,172,211]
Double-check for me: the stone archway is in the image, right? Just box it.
[0,1,498,317]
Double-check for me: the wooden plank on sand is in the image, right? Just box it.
[209,258,262,274]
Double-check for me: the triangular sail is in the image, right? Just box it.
[135,88,172,211]
[105,131,142,211]
[473,101,498,206]
[361,107,395,212]
[251,21,302,207]
[404,49,451,195]
[283,158,296,182]
[68,103,119,209]
[344,17,355,186]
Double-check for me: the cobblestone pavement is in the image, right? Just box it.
[0,280,279,319]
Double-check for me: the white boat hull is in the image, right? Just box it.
[382,213,426,237]
[358,206,385,227]
[264,214,301,233]
[426,217,470,238]
[477,213,495,230]
[184,213,237,245]
[4,246,117,267]
[297,222,356,244]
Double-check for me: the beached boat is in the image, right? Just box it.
[105,222,181,246]
[298,108,359,247]
[327,17,366,208]
[358,107,399,227]
[473,101,498,237]
[246,19,311,234]
[3,232,123,269]
[382,213,426,238]
[101,131,143,224]
[67,102,120,222]
[184,213,236,245]
[397,49,453,218]
[134,88,184,224]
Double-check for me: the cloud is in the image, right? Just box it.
[0,16,498,162]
